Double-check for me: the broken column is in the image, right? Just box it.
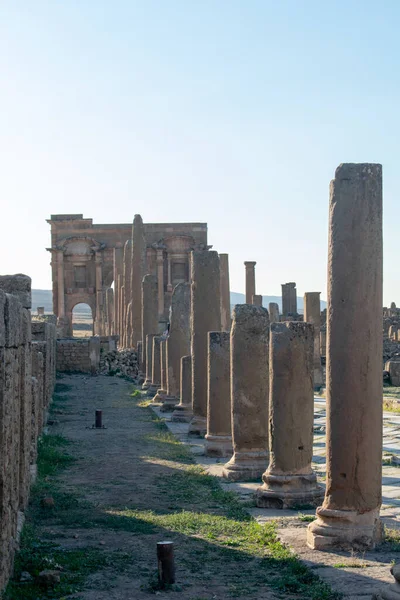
[268,302,280,324]
[252,294,263,307]
[141,274,158,375]
[171,355,192,422]
[244,261,256,304]
[256,322,324,508]
[189,251,221,435]
[303,292,323,388]
[142,333,157,391]
[37,307,44,316]
[205,332,232,457]
[307,163,383,550]
[131,214,147,349]
[166,282,191,403]
[281,282,297,317]
[219,253,231,332]
[223,305,270,481]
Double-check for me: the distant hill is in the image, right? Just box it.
[32,289,327,316]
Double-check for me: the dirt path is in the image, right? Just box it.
[7,374,340,600]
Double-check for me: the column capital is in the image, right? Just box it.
[244,261,256,268]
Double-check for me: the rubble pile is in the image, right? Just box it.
[99,349,139,380]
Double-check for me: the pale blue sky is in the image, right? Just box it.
[0,1,398,303]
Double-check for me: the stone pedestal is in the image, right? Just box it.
[244,261,256,304]
[171,355,192,422]
[189,251,221,436]
[307,163,383,550]
[268,302,279,324]
[219,254,231,332]
[223,305,270,481]
[303,292,323,388]
[205,332,232,457]
[142,334,157,391]
[256,322,324,509]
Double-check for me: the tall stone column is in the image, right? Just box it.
[269,302,280,324]
[113,247,123,337]
[219,254,231,332]
[167,253,173,292]
[320,328,327,356]
[131,215,147,349]
[156,339,168,400]
[223,305,270,481]
[256,322,324,508]
[304,292,323,388]
[205,332,232,457]
[307,163,383,550]
[281,282,297,316]
[166,283,191,402]
[156,248,165,318]
[150,336,162,396]
[244,261,256,304]
[95,251,103,336]
[56,250,65,317]
[141,274,158,375]
[171,355,192,422]
[123,240,132,348]
[142,333,157,391]
[106,288,114,336]
[119,281,124,347]
[189,251,221,435]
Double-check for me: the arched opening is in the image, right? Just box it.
[72,303,93,338]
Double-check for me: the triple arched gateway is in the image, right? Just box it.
[47,214,208,337]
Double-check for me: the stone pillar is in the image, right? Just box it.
[167,253,173,292]
[150,336,162,396]
[37,307,44,316]
[307,163,383,550]
[244,261,256,304]
[141,274,158,375]
[252,294,262,307]
[256,322,324,508]
[166,282,191,402]
[205,332,232,457]
[142,333,157,391]
[113,247,123,337]
[106,288,114,336]
[223,305,270,481]
[156,248,165,318]
[119,283,125,347]
[156,339,168,400]
[171,355,192,422]
[219,253,231,332]
[95,250,103,335]
[320,328,327,356]
[131,214,147,348]
[304,292,323,388]
[281,282,297,316]
[123,239,132,347]
[268,302,280,324]
[189,251,221,436]
[57,249,65,317]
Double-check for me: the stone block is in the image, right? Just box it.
[0,274,31,309]
[4,294,23,347]
[0,290,6,347]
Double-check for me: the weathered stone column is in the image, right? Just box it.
[106,288,114,336]
[142,333,157,391]
[268,302,279,324]
[223,305,270,481]
[155,339,168,400]
[141,274,158,375]
[156,248,165,318]
[123,240,132,347]
[119,282,124,347]
[256,322,324,508]
[244,261,256,304]
[320,327,327,356]
[57,249,65,317]
[304,292,323,388]
[167,253,173,292]
[166,283,191,402]
[189,251,221,435]
[219,254,231,332]
[281,282,297,316]
[150,336,162,396]
[307,163,383,550]
[113,247,123,336]
[252,294,263,307]
[131,214,147,349]
[171,355,192,422]
[205,332,232,457]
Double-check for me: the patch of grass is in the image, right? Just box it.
[298,513,316,523]
[383,400,400,413]
[130,389,142,398]
[144,431,194,465]
[380,527,400,551]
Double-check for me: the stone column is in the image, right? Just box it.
[113,247,123,337]
[256,322,324,508]
[189,251,221,436]
[95,251,103,335]
[304,292,323,388]
[150,336,162,396]
[167,253,173,292]
[57,249,65,317]
[119,282,124,348]
[156,248,165,318]
[244,261,256,304]
[123,240,132,347]
[37,307,44,316]
[307,163,383,550]
[141,274,158,375]
[219,253,231,332]
[166,282,191,403]
[131,214,147,349]
[156,339,168,400]
[252,294,263,307]
[281,282,297,316]
[106,288,114,336]
[223,305,270,481]
[171,355,192,422]
[320,328,327,356]
[142,333,157,391]
[205,332,232,457]
[268,302,280,324]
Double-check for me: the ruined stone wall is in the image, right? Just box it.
[56,337,101,373]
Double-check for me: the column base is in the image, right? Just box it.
[152,388,167,402]
[142,379,151,390]
[256,471,324,509]
[171,404,192,422]
[188,415,207,437]
[307,506,383,550]
[222,450,268,482]
[147,384,159,396]
[160,396,177,412]
[205,434,233,458]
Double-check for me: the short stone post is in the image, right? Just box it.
[205,332,232,457]
[171,355,193,422]
[303,292,323,388]
[244,261,256,304]
[142,334,157,391]
[189,251,221,435]
[219,254,231,331]
[307,163,383,550]
[256,322,324,508]
[268,302,279,324]
[223,305,270,481]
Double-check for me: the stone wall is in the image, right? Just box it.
[56,337,102,373]
[0,275,56,593]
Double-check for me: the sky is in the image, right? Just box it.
[0,0,399,304]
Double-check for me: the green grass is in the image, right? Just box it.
[130,389,142,398]
[298,513,316,523]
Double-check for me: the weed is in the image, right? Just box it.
[298,513,315,523]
